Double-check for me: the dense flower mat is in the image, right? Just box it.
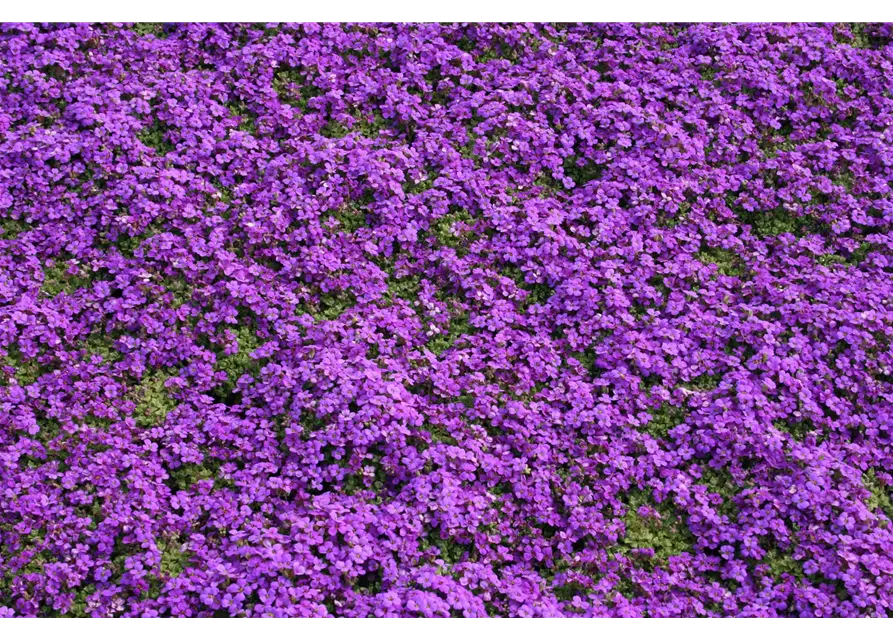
[1,22,893,618]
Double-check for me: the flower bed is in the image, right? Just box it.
[1,22,892,617]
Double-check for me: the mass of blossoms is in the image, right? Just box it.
[1,22,893,618]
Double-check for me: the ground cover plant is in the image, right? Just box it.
[1,22,893,617]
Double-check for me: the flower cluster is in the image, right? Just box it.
[1,22,893,617]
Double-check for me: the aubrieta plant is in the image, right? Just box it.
[1,22,893,618]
